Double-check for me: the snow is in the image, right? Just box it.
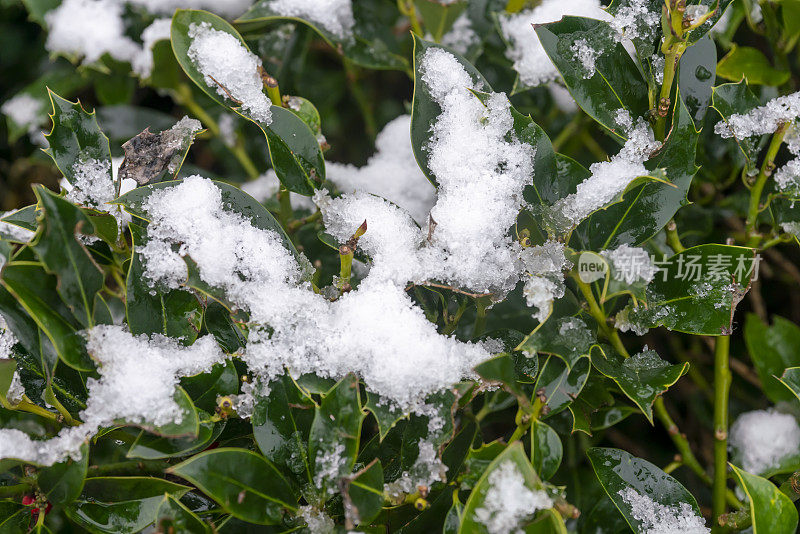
[187,22,273,124]
[498,0,610,87]
[523,276,562,323]
[0,315,17,360]
[570,38,598,79]
[0,327,226,466]
[440,13,478,56]
[623,348,669,372]
[618,487,709,534]
[65,157,132,234]
[520,241,569,322]
[729,408,800,475]
[1,94,46,143]
[546,117,659,232]
[241,171,317,211]
[775,124,800,194]
[298,506,335,534]
[326,115,436,224]
[601,244,657,284]
[266,0,355,40]
[313,441,347,488]
[0,210,35,242]
[132,18,172,78]
[44,0,140,64]
[714,92,800,140]
[127,0,252,18]
[473,461,553,534]
[685,4,710,26]
[5,371,25,405]
[609,0,661,43]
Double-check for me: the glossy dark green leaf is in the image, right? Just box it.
[442,421,477,483]
[475,353,527,403]
[679,36,717,122]
[0,359,16,406]
[168,448,296,524]
[536,16,649,137]
[712,81,763,171]
[31,186,105,328]
[411,34,489,187]
[0,206,38,233]
[153,495,210,534]
[398,486,459,534]
[38,442,88,504]
[778,367,800,403]
[171,10,324,195]
[365,390,407,441]
[182,361,239,414]
[518,316,594,370]
[0,503,30,533]
[116,179,308,273]
[252,375,314,484]
[717,45,791,85]
[460,442,550,533]
[417,0,467,42]
[535,355,590,417]
[65,476,191,534]
[587,447,703,532]
[308,374,365,498]
[744,313,800,404]
[202,302,247,354]
[730,463,799,534]
[0,262,93,372]
[43,90,112,186]
[573,92,699,249]
[344,460,384,526]
[624,244,757,335]
[531,420,562,481]
[590,345,688,423]
[126,417,222,460]
[236,2,407,70]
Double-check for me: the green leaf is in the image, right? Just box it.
[65,476,191,534]
[534,355,590,417]
[181,361,239,414]
[344,460,384,526]
[717,45,791,85]
[679,36,717,122]
[31,186,105,328]
[783,0,800,40]
[43,90,112,186]
[442,421,478,483]
[475,353,528,404]
[1,262,93,372]
[536,16,649,138]
[587,447,703,533]
[572,91,699,249]
[133,386,200,439]
[778,367,800,403]
[308,374,365,498]
[623,244,758,336]
[202,302,246,354]
[417,0,467,42]
[685,0,736,43]
[531,420,562,481]
[252,375,314,484]
[153,495,210,534]
[37,442,88,504]
[0,359,16,406]
[0,503,30,533]
[126,418,222,460]
[518,316,595,370]
[170,10,324,195]
[116,179,309,276]
[411,34,489,187]
[744,314,800,404]
[730,463,799,534]
[168,448,296,524]
[712,80,763,172]
[235,2,408,70]
[460,442,551,533]
[0,205,38,233]
[590,345,688,423]
[126,225,203,343]
[365,390,408,441]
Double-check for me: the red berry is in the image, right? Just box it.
[44,502,52,514]
[30,507,39,516]
[21,495,34,506]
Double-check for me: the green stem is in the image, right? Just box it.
[278,188,293,228]
[573,275,629,356]
[712,335,732,530]
[745,124,789,246]
[665,219,685,253]
[397,0,424,35]
[472,299,488,339]
[655,43,681,140]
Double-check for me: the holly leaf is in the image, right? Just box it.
[730,464,799,534]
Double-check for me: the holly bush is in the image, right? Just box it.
[1,0,800,532]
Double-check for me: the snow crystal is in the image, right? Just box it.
[523,276,562,323]
[127,0,251,18]
[714,92,800,140]
[0,326,226,466]
[0,210,35,242]
[241,171,317,211]
[132,18,172,78]
[623,348,668,372]
[44,0,140,64]
[547,118,659,231]
[775,159,800,193]
[187,22,273,124]
[66,157,132,234]
[570,38,598,79]
[602,244,656,284]
[384,439,447,498]
[499,0,610,87]
[609,0,661,43]
[685,4,710,26]
[326,115,436,224]
[1,94,45,143]
[218,113,237,148]
[0,316,17,359]
[267,0,355,40]
[440,13,478,56]
[730,408,800,475]
[618,487,709,534]
[473,461,553,534]
[314,441,347,489]
[299,506,335,534]
[782,221,800,236]
[5,371,25,405]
